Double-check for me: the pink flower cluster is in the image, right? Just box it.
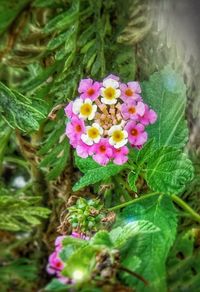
[47,233,89,283]
[65,75,157,166]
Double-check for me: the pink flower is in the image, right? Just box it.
[71,231,89,240]
[120,82,142,102]
[78,78,101,101]
[125,121,148,146]
[64,101,74,119]
[66,117,85,146]
[47,251,64,275]
[55,236,66,252]
[139,105,157,125]
[121,100,145,120]
[112,146,129,165]
[92,138,113,166]
[76,141,93,158]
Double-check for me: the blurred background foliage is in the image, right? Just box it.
[0,0,199,291]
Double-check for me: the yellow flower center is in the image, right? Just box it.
[112,130,124,142]
[88,127,99,139]
[104,87,116,100]
[80,103,92,116]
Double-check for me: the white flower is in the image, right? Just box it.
[100,78,121,105]
[72,98,97,120]
[108,125,128,148]
[81,123,103,145]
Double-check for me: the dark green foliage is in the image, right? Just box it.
[0,82,46,132]
[0,192,51,231]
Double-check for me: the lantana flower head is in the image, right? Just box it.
[65,75,157,166]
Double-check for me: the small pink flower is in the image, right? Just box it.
[78,78,101,101]
[121,100,145,120]
[120,82,142,102]
[66,117,85,146]
[64,101,74,119]
[55,236,66,252]
[125,121,148,146]
[47,251,64,275]
[139,105,157,125]
[92,138,113,166]
[76,141,93,158]
[112,146,129,165]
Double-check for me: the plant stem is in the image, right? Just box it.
[108,192,159,211]
[171,194,200,223]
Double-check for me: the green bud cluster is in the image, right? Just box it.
[67,198,104,233]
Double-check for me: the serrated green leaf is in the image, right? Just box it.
[75,155,100,173]
[90,230,114,247]
[73,163,126,191]
[128,171,138,192]
[145,148,194,193]
[119,195,177,291]
[142,66,188,148]
[110,220,159,249]
[134,142,194,194]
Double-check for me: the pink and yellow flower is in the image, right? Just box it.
[139,104,157,125]
[112,146,129,165]
[78,78,101,101]
[108,125,128,149]
[100,77,121,105]
[92,138,113,166]
[65,116,85,147]
[65,75,157,165]
[72,98,97,120]
[81,123,103,145]
[120,81,141,102]
[121,100,145,120]
[125,121,148,146]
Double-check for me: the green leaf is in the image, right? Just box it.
[0,194,51,232]
[0,82,45,132]
[119,194,177,291]
[128,171,138,192]
[120,256,142,283]
[45,279,70,291]
[134,142,194,194]
[73,163,126,191]
[142,66,188,148]
[90,231,114,247]
[75,155,100,173]
[110,220,159,249]
[44,6,79,34]
[39,118,70,180]
[145,148,194,194]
